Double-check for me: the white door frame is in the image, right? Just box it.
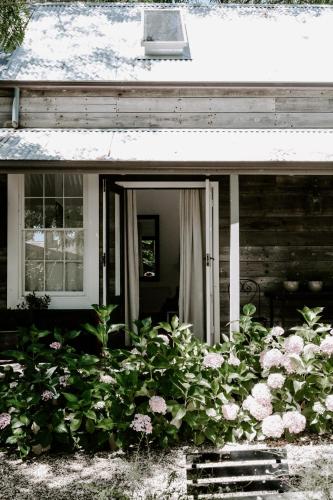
[229,175,240,334]
[113,180,220,344]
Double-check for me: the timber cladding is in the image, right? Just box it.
[220,176,333,329]
[1,86,333,129]
[0,175,6,309]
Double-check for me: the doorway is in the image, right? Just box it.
[103,180,220,345]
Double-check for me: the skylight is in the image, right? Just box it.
[141,9,189,57]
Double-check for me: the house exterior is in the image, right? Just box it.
[1,2,333,345]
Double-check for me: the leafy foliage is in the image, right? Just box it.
[0,0,29,53]
[0,305,333,457]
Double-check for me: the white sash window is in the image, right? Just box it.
[7,174,99,309]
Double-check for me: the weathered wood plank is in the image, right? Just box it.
[20,96,117,112]
[276,97,333,112]
[275,112,333,127]
[0,98,12,112]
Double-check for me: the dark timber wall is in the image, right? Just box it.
[220,176,333,330]
[4,86,333,129]
[0,175,6,309]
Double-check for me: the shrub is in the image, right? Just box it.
[0,305,332,457]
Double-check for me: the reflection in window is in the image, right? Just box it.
[24,174,84,293]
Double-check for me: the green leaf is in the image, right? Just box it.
[96,418,114,430]
[170,408,186,428]
[70,418,82,432]
[46,366,58,378]
[63,392,78,403]
[6,435,18,445]
[54,422,68,434]
[19,415,30,426]
[243,304,256,316]
[84,409,97,421]
[85,419,95,434]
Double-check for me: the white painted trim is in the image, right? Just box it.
[229,175,240,334]
[7,174,99,309]
[116,181,206,189]
[205,179,212,346]
[212,182,220,344]
[114,193,121,297]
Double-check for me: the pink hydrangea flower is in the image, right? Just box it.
[41,390,54,401]
[267,373,285,390]
[320,336,333,356]
[325,395,333,412]
[100,374,116,384]
[130,414,153,434]
[282,354,302,374]
[313,402,325,415]
[203,353,224,369]
[303,343,320,357]
[243,396,273,421]
[282,411,306,434]
[50,342,62,350]
[149,396,167,415]
[222,403,239,421]
[251,383,272,405]
[0,413,11,430]
[228,352,240,366]
[157,334,170,345]
[284,335,304,355]
[262,415,284,438]
[271,326,284,337]
[94,401,105,411]
[260,349,284,370]
[59,375,69,387]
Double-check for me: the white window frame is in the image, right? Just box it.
[7,174,99,309]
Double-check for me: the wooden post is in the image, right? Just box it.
[230,175,240,334]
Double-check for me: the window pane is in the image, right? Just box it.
[46,231,63,260]
[65,262,83,291]
[65,230,84,261]
[25,231,44,260]
[25,199,43,228]
[65,199,83,228]
[25,261,44,291]
[46,262,63,291]
[45,174,63,198]
[25,175,43,197]
[64,175,83,197]
[45,198,63,228]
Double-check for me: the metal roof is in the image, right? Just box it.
[1,129,333,168]
[2,3,333,83]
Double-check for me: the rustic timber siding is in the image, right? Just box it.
[0,89,12,128]
[0,175,7,308]
[13,87,333,129]
[220,176,333,329]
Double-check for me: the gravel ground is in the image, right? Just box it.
[0,442,333,500]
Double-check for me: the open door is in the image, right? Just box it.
[102,177,125,330]
[205,180,220,345]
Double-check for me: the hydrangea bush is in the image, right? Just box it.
[0,304,332,457]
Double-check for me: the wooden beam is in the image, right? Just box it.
[230,175,240,334]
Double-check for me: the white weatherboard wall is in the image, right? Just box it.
[136,189,180,315]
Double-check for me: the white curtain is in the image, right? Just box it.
[179,189,204,340]
[124,190,140,331]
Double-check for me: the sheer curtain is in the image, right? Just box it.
[179,189,205,340]
[124,190,139,332]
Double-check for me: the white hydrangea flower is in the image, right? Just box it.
[206,408,217,418]
[251,383,272,405]
[243,395,273,421]
[262,415,284,438]
[325,395,333,412]
[100,374,116,384]
[228,352,240,366]
[284,335,304,355]
[303,343,320,358]
[267,373,285,390]
[271,326,284,337]
[94,401,106,411]
[222,403,239,421]
[320,336,333,356]
[130,414,153,434]
[260,349,284,370]
[313,402,325,415]
[282,411,306,434]
[149,396,167,415]
[202,353,224,369]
